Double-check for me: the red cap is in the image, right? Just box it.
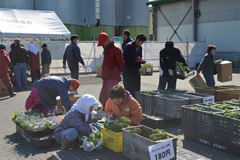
[71,79,80,92]
[97,32,108,46]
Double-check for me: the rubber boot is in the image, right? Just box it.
[8,88,17,97]
[61,137,73,151]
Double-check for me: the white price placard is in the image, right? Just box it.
[146,67,152,72]
[203,96,215,104]
[148,138,175,160]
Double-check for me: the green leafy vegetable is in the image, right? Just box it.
[149,129,169,141]
[103,117,131,133]
[129,128,141,135]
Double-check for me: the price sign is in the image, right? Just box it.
[148,138,175,160]
[203,96,215,104]
[146,67,152,72]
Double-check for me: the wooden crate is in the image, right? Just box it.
[57,97,80,110]
[215,88,240,102]
[96,67,102,77]
[123,125,177,160]
[0,79,9,94]
[139,67,153,75]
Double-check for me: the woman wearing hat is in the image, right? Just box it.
[54,94,100,150]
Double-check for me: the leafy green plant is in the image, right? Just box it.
[219,109,240,119]
[207,103,238,110]
[230,99,240,104]
[103,117,131,133]
[175,61,190,76]
[142,63,153,68]
[129,128,141,135]
[149,129,169,141]
[97,64,102,68]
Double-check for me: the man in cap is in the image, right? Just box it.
[35,76,80,111]
[0,44,16,97]
[97,32,125,107]
[12,39,29,91]
[63,35,86,80]
[41,43,52,75]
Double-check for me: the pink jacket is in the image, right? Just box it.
[25,87,42,111]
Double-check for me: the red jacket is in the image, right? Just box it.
[0,49,12,88]
[28,51,40,70]
[102,41,125,80]
[25,87,42,111]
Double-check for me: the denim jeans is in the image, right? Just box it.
[14,63,28,90]
[60,128,79,143]
[204,75,215,87]
[158,76,177,90]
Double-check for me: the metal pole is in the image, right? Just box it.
[192,0,197,41]
[144,42,146,59]
[186,38,189,64]
[94,36,96,72]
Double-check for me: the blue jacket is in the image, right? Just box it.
[123,41,142,71]
[63,42,85,69]
[35,76,72,110]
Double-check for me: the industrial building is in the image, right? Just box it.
[0,0,149,41]
[147,0,240,63]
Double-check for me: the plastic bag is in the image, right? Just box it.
[81,126,103,152]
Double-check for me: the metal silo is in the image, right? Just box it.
[35,0,79,25]
[0,0,34,10]
[117,0,149,27]
[99,0,116,26]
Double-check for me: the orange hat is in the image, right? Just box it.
[71,79,80,92]
[97,32,108,46]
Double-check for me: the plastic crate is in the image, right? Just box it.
[153,94,165,115]
[162,94,189,118]
[134,91,145,111]
[181,105,221,136]
[101,127,123,153]
[212,112,240,146]
[177,93,203,104]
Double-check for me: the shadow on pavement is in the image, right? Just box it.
[4,133,58,158]
[0,95,10,101]
[182,139,239,160]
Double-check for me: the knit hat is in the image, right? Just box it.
[97,32,108,46]
[71,79,80,92]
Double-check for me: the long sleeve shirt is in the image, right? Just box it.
[54,109,92,143]
[41,48,52,65]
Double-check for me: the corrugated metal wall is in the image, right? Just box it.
[0,0,34,10]
[154,0,240,60]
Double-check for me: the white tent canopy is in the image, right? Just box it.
[0,8,71,41]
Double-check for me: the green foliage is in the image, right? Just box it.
[175,61,190,76]
[150,129,169,141]
[219,109,240,119]
[103,117,131,133]
[129,128,141,135]
[142,63,153,68]
[95,132,101,139]
[97,64,102,68]
[230,99,240,104]
[206,103,238,110]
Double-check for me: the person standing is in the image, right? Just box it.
[28,43,41,84]
[158,41,187,90]
[41,43,51,75]
[35,76,80,111]
[12,39,29,91]
[0,44,16,97]
[123,33,147,97]
[197,45,221,87]
[97,32,125,106]
[121,29,132,51]
[63,35,86,80]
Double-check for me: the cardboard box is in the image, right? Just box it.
[0,79,9,95]
[139,67,153,75]
[189,75,207,89]
[96,68,102,77]
[57,96,80,110]
[217,61,232,82]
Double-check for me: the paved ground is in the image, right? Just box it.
[1,71,240,160]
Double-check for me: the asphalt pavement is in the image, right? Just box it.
[1,71,240,160]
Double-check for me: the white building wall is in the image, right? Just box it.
[156,0,240,54]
